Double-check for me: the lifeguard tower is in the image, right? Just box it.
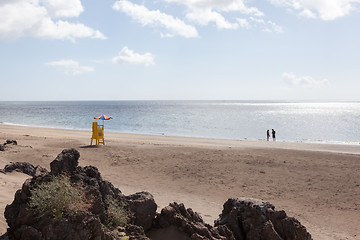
[90,122,105,145]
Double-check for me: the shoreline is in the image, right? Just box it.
[1,124,360,154]
[1,123,359,147]
[1,125,360,239]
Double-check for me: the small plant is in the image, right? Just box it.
[119,232,129,240]
[105,195,128,229]
[29,174,88,218]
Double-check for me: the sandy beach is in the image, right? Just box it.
[0,125,359,239]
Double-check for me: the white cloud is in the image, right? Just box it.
[34,20,106,41]
[112,0,279,34]
[237,18,251,29]
[46,59,94,75]
[112,0,198,38]
[282,72,329,88]
[164,0,264,16]
[160,33,175,38]
[0,0,106,41]
[244,17,283,32]
[164,0,264,29]
[264,20,283,33]
[299,8,316,19]
[269,0,360,20]
[42,0,84,18]
[186,9,239,29]
[112,47,155,66]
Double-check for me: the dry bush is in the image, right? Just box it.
[29,174,89,218]
[105,196,128,229]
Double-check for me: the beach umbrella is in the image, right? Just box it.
[94,115,112,127]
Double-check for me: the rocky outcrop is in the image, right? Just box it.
[4,140,18,146]
[2,148,312,240]
[124,224,150,240]
[0,140,18,151]
[126,192,157,232]
[0,233,8,240]
[215,198,312,240]
[50,148,80,174]
[3,162,48,177]
[4,148,139,240]
[150,202,235,240]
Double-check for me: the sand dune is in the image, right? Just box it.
[0,125,359,239]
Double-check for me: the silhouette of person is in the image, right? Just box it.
[272,129,276,141]
[267,129,270,141]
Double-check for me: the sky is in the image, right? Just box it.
[0,0,360,101]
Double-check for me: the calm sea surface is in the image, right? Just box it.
[0,101,359,145]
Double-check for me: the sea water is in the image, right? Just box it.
[0,101,359,145]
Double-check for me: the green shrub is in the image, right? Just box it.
[105,196,128,229]
[29,174,88,218]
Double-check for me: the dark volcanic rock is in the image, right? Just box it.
[150,202,235,240]
[0,140,17,151]
[5,140,17,145]
[4,148,137,240]
[0,233,8,240]
[215,198,312,240]
[124,224,151,240]
[50,148,80,174]
[126,192,157,232]
[3,162,48,177]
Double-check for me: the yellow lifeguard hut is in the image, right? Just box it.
[91,122,105,145]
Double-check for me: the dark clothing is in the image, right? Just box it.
[272,129,276,140]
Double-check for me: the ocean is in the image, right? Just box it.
[0,101,359,145]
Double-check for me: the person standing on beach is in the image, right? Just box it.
[267,129,270,141]
[272,129,276,141]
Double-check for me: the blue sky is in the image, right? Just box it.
[1,0,360,101]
